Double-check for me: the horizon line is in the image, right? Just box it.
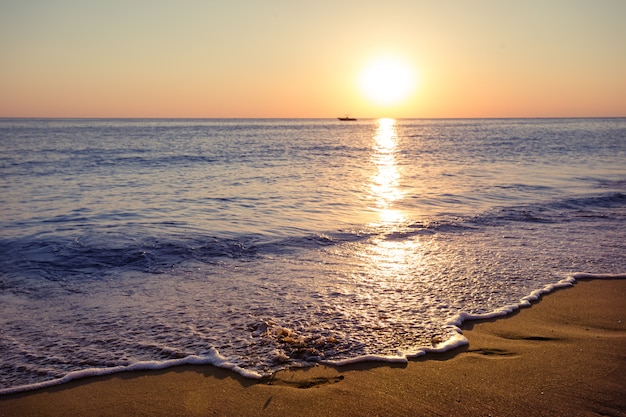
[1,116,625,120]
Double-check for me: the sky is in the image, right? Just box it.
[1,0,625,118]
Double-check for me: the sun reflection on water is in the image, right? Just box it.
[356,118,429,297]
[370,118,405,225]
[333,118,438,352]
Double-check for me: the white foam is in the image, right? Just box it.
[571,272,626,280]
[0,347,261,396]
[420,331,468,354]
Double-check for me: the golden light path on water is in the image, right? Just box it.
[350,118,433,344]
[369,118,405,225]
[365,118,416,286]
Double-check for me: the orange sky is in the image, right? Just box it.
[1,1,625,118]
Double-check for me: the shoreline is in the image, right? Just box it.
[0,273,596,397]
[1,278,625,416]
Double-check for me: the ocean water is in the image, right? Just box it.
[1,118,625,394]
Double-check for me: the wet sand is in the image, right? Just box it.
[1,278,625,417]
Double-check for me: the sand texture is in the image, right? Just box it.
[1,278,625,417]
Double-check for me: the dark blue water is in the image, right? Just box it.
[1,118,625,394]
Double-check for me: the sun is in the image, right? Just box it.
[358,56,417,107]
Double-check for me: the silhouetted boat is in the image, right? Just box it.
[338,115,357,121]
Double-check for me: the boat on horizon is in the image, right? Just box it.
[338,115,357,121]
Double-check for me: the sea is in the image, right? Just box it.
[1,118,625,394]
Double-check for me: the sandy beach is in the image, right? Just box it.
[1,278,625,417]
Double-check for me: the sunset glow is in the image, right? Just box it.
[1,1,625,118]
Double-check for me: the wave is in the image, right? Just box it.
[2,192,624,287]
[0,233,260,284]
[467,192,626,226]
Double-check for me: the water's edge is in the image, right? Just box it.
[2,272,624,397]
